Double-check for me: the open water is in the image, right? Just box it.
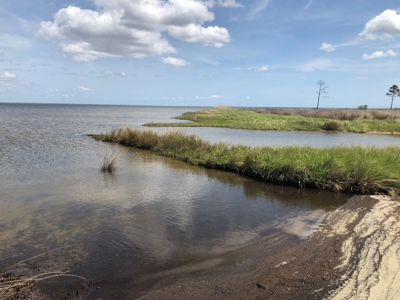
[1,103,399,298]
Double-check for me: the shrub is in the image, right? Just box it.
[358,105,368,110]
[322,121,340,131]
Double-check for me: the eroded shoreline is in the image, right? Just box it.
[135,195,400,300]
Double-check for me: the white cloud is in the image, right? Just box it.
[78,86,91,91]
[362,50,397,60]
[1,71,17,78]
[320,43,336,52]
[209,94,225,98]
[168,24,230,47]
[161,57,191,67]
[256,65,268,71]
[38,1,231,62]
[0,71,17,91]
[248,0,271,20]
[62,94,74,98]
[101,71,126,77]
[217,0,243,8]
[359,10,400,40]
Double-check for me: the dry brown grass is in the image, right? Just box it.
[212,105,232,110]
[0,246,86,299]
[245,108,400,121]
[100,150,118,173]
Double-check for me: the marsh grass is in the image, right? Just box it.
[93,128,400,195]
[322,121,341,131]
[100,150,118,173]
[246,108,400,121]
[143,107,400,133]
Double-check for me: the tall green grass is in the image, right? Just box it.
[93,128,400,195]
[144,107,400,133]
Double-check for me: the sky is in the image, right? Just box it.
[1,0,400,108]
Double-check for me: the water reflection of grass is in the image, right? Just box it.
[143,107,400,133]
[93,128,400,195]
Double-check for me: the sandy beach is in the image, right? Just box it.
[135,195,400,300]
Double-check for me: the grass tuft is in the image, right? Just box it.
[100,151,117,173]
[322,121,341,131]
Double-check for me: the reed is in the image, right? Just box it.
[100,150,118,173]
[93,128,400,195]
[143,107,400,133]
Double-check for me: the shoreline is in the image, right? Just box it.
[134,195,400,299]
[143,107,400,134]
[92,128,400,195]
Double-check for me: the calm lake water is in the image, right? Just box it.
[1,103,399,298]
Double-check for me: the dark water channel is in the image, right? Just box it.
[0,104,398,298]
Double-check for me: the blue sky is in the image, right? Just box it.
[1,0,400,107]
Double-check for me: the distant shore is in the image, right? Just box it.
[143,107,400,134]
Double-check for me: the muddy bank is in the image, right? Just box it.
[135,195,400,300]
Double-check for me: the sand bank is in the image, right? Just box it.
[136,195,400,299]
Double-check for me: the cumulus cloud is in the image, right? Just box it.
[161,57,191,67]
[217,0,243,8]
[62,94,74,98]
[37,0,231,62]
[209,94,225,98]
[320,43,336,52]
[1,71,17,78]
[362,50,397,60]
[359,10,400,40]
[168,24,230,47]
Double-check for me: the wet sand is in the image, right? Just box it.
[135,195,400,300]
[4,195,399,299]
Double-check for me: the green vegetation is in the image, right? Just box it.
[93,128,400,195]
[144,107,400,133]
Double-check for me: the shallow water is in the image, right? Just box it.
[0,104,397,298]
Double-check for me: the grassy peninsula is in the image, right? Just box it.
[93,128,400,195]
[144,107,400,133]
